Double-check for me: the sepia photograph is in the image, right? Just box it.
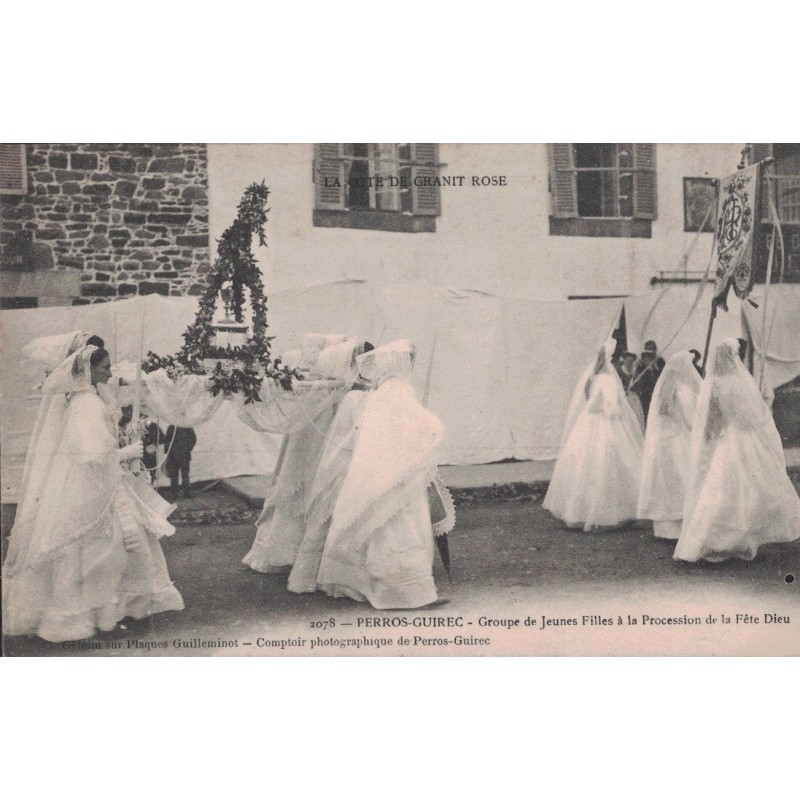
[1,142,798,657]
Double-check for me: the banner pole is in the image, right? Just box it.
[700,302,717,378]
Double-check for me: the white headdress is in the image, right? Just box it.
[22,330,91,374]
[315,337,360,379]
[355,339,415,384]
[41,345,98,395]
[301,333,350,364]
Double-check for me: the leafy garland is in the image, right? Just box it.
[142,181,300,403]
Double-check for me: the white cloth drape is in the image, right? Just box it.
[141,370,224,428]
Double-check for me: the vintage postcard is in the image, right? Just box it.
[1,142,798,657]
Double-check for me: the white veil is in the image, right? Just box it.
[557,337,617,449]
[22,330,92,376]
[13,342,100,533]
[682,337,784,524]
[329,339,442,552]
[638,350,702,519]
[4,344,118,578]
[41,344,98,395]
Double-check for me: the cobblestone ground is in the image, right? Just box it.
[3,475,799,657]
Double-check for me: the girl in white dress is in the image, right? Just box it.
[674,337,800,563]
[543,338,644,531]
[242,335,354,573]
[316,340,443,609]
[638,351,702,539]
[287,378,371,594]
[2,344,183,642]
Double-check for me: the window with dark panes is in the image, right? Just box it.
[313,144,441,233]
[752,143,800,224]
[548,143,656,238]
[750,143,800,284]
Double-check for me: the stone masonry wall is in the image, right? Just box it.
[0,144,210,302]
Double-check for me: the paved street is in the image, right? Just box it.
[3,476,798,657]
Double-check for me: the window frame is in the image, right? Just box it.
[548,143,656,238]
[313,144,442,233]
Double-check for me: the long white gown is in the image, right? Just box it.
[543,339,644,531]
[674,338,800,563]
[242,336,361,573]
[287,389,368,593]
[316,341,442,609]
[637,351,701,539]
[242,399,339,572]
[2,347,183,642]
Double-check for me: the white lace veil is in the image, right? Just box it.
[683,336,784,523]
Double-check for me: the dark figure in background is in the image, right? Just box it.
[632,340,666,422]
[119,406,164,486]
[142,420,163,485]
[164,426,197,500]
[616,352,638,391]
[737,338,749,363]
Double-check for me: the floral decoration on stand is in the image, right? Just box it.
[141,181,300,403]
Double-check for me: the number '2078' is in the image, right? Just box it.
[310,618,336,630]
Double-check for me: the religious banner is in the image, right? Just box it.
[712,162,761,310]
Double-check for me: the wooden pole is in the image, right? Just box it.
[422,334,437,408]
[700,302,717,378]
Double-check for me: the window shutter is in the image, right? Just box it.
[632,143,656,219]
[751,144,775,222]
[548,144,578,218]
[313,144,346,210]
[750,143,773,164]
[0,144,27,195]
[410,143,441,216]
